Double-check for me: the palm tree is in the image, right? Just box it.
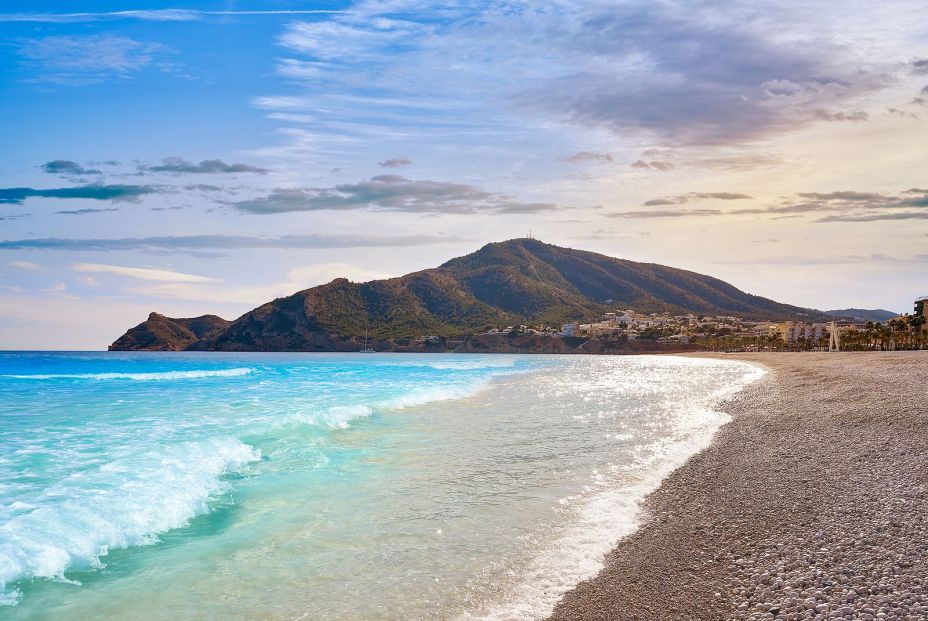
[908,314,926,349]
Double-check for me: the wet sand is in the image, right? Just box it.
[547,351,928,621]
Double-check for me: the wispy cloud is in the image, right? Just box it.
[0,184,158,204]
[10,261,42,270]
[817,212,928,222]
[630,160,674,171]
[611,188,928,221]
[229,176,559,215]
[0,10,342,23]
[378,157,413,168]
[55,208,119,216]
[17,35,171,85]
[642,192,753,206]
[124,263,390,305]
[0,234,460,253]
[610,208,724,219]
[141,158,269,174]
[72,263,218,283]
[266,1,901,152]
[566,152,614,164]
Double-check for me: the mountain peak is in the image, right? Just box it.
[112,240,820,351]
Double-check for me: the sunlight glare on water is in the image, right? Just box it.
[0,352,762,620]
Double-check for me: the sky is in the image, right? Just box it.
[1,0,927,349]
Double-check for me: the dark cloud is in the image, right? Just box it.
[182,184,224,192]
[41,160,101,175]
[229,176,559,215]
[143,157,269,174]
[0,184,158,204]
[812,109,868,122]
[566,152,614,164]
[643,192,753,206]
[515,4,893,145]
[0,234,460,252]
[0,213,29,221]
[55,208,119,215]
[911,59,928,75]
[378,156,413,168]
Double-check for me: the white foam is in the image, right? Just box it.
[286,404,374,429]
[392,357,519,371]
[3,368,254,381]
[0,437,260,604]
[464,359,765,621]
[377,381,492,410]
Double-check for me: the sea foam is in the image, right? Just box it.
[0,437,260,605]
[2,368,254,381]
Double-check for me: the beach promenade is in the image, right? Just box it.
[548,351,928,621]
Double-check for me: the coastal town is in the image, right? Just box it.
[471,295,928,352]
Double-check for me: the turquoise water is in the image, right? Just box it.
[0,352,762,620]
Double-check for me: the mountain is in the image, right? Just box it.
[110,239,822,351]
[824,308,900,322]
[109,313,231,351]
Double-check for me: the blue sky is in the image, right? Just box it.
[1,1,927,348]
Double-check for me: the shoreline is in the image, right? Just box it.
[546,351,928,620]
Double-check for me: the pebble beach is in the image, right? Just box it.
[548,351,928,621]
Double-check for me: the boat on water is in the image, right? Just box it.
[360,331,376,353]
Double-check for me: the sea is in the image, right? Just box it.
[0,352,763,620]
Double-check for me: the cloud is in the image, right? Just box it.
[229,176,559,215]
[796,191,886,201]
[688,154,787,171]
[630,160,674,171]
[0,234,459,253]
[378,157,413,168]
[509,4,894,145]
[817,212,928,223]
[812,109,869,122]
[72,263,218,283]
[17,35,171,85]
[642,192,753,206]
[612,188,928,221]
[55,208,120,215]
[566,152,614,164]
[10,261,41,270]
[0,184,158,204]
[126,263,391,305]
[41,160,101,176]
[142,157,269,174]
[264,1,899,155]
[610,208,723,218]
[912,59,928,75]
[887,107,918,119]
[0,9,342,23]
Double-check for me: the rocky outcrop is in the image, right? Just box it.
[109,313,230,351]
